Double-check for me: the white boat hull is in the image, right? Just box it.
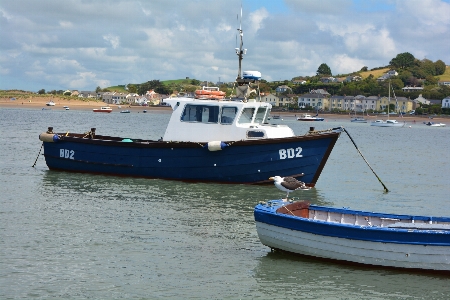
[370,120,405,127]
[256,221,450,270]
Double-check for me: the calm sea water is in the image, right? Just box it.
[1,108,450,299]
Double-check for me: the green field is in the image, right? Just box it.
[106,85,128,93]
[359,68,390,79]
[438,66,450,81]
[162,79,192,85]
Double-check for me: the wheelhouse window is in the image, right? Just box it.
[238,107,255,124]
[181,104,219,123]
[220,106,238,124]
[254,107,269,124]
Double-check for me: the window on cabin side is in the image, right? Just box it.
[181,104,219,123]
[220,106,237,124]
[238,107,255,124]
[254,107,268,124]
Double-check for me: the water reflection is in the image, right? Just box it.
[253,251,450,298]
[39,170,335,207]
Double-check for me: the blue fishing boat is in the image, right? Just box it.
[255,200,450,271]
[37,16,342,185]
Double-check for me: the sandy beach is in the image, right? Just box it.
[0,96,172,113]
[1,96,448,122]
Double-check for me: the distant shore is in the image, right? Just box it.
[1,96,448,121]
[0,97,172,113]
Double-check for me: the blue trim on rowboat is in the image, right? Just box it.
[254,200,450,246]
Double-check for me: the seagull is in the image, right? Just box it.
[269,176,311,199]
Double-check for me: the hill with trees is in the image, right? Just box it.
[99,52,449,103]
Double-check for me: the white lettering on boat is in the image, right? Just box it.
[60,149,74,160]
[279,147,302,159]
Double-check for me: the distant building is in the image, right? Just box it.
[275,85,292,95]
[78,91,96,98]
[261,93,279,106]
[345,75,362,82]
[438,81,450,86]
[414,94,430,105]
[442,96,450,108]
[292,79,306,84]
[402,86,424,92]
[377,70,398,82]
[298,93,327,109]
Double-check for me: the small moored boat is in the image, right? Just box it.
[370,119,405,127]
[350,117,367,123]
[297,114,324,121]
[120,110,131,113]
[254,200,450,271]
[46,101,55,106]
[425,121,446,127]
[93,106,112,113]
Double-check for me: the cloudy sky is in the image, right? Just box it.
[1,0,450,92]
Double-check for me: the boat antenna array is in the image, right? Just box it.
[235,5,246,80]
[232,6,260,102]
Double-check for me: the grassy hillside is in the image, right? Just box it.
[106,85,128,93]
[438,65,450,81]
[162,79,192,85]
[359,68,390,79]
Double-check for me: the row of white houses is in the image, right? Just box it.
[101,90,167,106]
[260,91,450,112]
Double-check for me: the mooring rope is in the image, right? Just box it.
[32,143,43,168]
[343,128,389,193]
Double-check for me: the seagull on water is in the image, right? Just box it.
[269,176,311,199]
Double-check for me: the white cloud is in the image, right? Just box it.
[59,21,73,28]
[0,66,10,75]
[331,54,366,75]
[103,34,120,49]
[1,0,449,91]
[248,8,269,34]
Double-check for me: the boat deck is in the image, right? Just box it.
[276,201,450,230]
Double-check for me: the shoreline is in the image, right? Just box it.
[1,97,448,121]
[0,97,172,113]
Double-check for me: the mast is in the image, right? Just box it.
[388,81,390,118]
[235,5,245,80]
[233,5,258,101]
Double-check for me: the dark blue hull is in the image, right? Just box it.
[41,132,339,184]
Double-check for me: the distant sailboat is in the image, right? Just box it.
[371,81,405,127]
[350,110,367,123]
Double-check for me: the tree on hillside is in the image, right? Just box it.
[190,79,201,85]
[316,63,332,76]
[389,52,415,69]
[420,59,436,76]
[360,66,368,72]
[38,89,45,94]
[127,84,137,93]
[137,80,166,95]
[95,86,102,93]
[435,60,446,75]
[424,75,438,86]
[155,85,172,95]
[390,78,404,90]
